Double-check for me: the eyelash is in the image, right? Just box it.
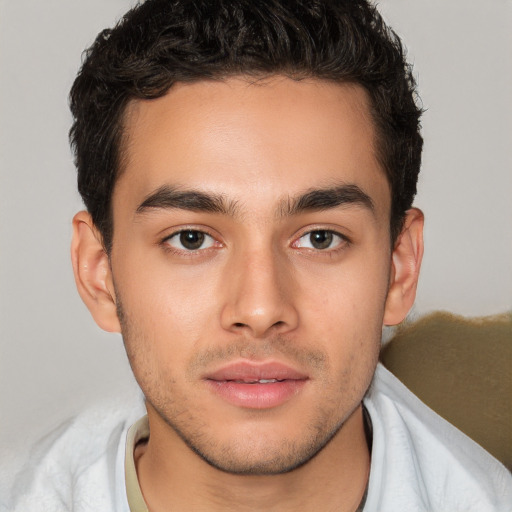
[159,228,351,256]
[161,228,221,255]
[292,229,351,253]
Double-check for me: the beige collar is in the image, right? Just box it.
[125,416,150,512]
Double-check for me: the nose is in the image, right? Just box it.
[220,247,299,338]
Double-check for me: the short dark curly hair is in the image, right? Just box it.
[70,0,423,252]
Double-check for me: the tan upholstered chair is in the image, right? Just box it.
[380,311,512,470]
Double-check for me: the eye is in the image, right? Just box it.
[164,230,216,251]
[294,230,346,250]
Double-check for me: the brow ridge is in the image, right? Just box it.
[135,183,374,220]
[136,185,239,216]
[278,184,375,217]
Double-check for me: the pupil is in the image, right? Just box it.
[180,230,204,250]
[310,231,333,249]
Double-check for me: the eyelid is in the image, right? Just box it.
[292,228,350,250]
[160,226,222,253]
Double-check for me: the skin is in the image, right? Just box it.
[72,76,423,511]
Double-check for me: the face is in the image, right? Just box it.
[110,77,394,474]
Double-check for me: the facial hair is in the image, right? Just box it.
[116,295,369,475]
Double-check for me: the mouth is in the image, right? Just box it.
[204,361,309,409]
[225,378,284,384]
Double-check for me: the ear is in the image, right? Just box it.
[383,208,424,326]
[71,211,121,333]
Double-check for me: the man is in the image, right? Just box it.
[3,0,511,510]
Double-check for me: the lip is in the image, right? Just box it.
[204,361,309,409]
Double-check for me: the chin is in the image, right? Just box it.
[169,412,347,476]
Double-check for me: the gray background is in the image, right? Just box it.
[1,0,511,455]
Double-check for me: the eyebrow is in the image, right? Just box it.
[136,186,239,216]
[278,184,375,217]
[135,183,374,218]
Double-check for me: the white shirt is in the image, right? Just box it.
[2,364,511,511]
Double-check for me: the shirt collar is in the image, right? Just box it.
[125,415,150,512]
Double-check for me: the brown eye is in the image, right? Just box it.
[165,230,215,251]
[180,230,205,250]
[309,231,333,249]
[295,230,346,250]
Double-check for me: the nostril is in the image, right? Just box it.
[232,320,286,331]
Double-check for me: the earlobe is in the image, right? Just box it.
[71,211,121,333]
[383,208,424,326]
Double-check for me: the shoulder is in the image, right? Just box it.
[363,363,512,511]
[0,390,145,512]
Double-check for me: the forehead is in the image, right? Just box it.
[115,76,389,217]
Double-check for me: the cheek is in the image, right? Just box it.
[302,254,390,321]
[115,254,221,342]
[298,253,390,358]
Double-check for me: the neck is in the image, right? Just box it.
[135,405,370,512]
